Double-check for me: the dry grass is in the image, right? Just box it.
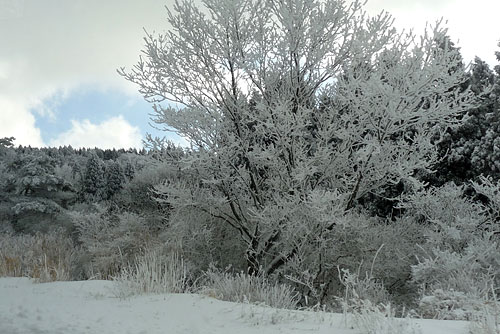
[200,267,299,310]
[338,268,420,334]
[469,284,500,334]
[0,230,75,282]
[112,249,190,298]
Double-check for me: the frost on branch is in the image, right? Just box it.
[120,0,476,301]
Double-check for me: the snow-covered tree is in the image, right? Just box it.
[105,161,125,199]
[81,153,106,201]
[121,0,475,285]
[0,137,15,151]
[433,54,500,184]
[124,161,135,181]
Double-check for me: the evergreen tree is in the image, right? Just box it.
[81,153,106,201]
[105,161,125,199]
[124,161,135,181]
[434,53,500,183]
[0,137,15,158]
[0,136,15,149]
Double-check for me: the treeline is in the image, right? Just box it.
[0,140,185,236]
[1,49,499,232]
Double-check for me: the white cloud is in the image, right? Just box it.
[0,96,45,147]
[0,0,170,96]
[49,116,143,149]
[0,0,171,147]
[363,0,500,66]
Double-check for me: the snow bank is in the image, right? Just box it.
[0,278,469,334]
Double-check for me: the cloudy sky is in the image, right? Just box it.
[0,0,498,149]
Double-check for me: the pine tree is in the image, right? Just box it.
[105,161,125,199]
[124,161,135,181]
[434,53,500,183]
[81,153,106,201]
[0,137,15,148]
[0,137,15,156]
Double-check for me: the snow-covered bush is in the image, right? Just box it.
[399,182,487,251]
[401,181,500,320]
[472,176,500,229]
[347,299,421,334]
[0,230,75,282]
[413,246,498,294]
[201,266,299,310]
[417,288,479,320]
[411,242,499,320]
[161,201,251,277]
[347,216,424,304]
[280,210,423,309]
[117,161,173,212]
[112,249,190,298]
[72,206,158,278]
[353,300,421,334]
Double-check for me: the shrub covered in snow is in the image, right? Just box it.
[71,206,160,278]
[400,181,500,320]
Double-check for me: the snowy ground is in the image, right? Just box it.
[0,277,470,334]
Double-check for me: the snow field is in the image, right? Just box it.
[0,277,470,334]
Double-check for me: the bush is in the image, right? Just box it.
[410,238,499,320]
[399,182,486,252]
[117,161,173,213]
[162,209,248,277]
[72,206,158,278]
[347,299,421,334]
[396,181,500,320]
[282,211,423,309]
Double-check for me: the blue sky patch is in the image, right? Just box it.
[31,87,181,147]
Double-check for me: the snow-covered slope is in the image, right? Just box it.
[0,278,469,334]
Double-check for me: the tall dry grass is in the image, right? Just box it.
[0,230,75,282]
